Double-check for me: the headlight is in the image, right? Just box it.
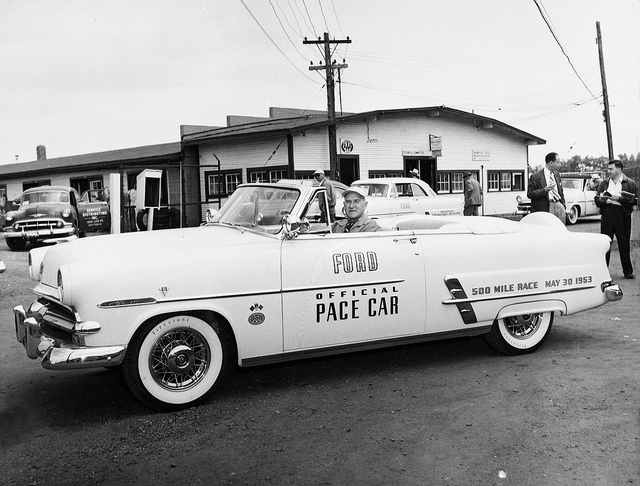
[4,212,14,223]
[61,209,71,218]
[516,195,522,203]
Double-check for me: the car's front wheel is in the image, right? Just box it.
[567,205,579,225]
[5,237,27,251]
[483,311,553,355]
[120,315,232,411]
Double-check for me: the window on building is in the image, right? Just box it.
[248,165,288,183]
[368,171,404,179]
[23,180,51,191]
[487,170,525,192]
[437,171,477,194]
[294,171,317,180]
[205,169,242,198]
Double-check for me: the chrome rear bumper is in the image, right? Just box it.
[602,282,623,302]
[14,304,125,370]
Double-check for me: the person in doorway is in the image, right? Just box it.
[463,172,482,216]
[527,152,566,224]
[314,169,336,221]
[410,168,420,179]
[595,160,638,279]
[127,182,138,232]
[332,186,380,233]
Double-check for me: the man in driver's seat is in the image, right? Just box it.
[332,187,380,233]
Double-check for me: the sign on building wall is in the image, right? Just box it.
[472,150,490,161]
[341,139,354,153]
[402,149,429,156]
[429,135,442,157]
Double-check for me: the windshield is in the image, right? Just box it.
[211,186,300,234]
[22,190,69,205]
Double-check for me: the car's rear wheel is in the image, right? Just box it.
[567,205,579,225]
[5,237,27,251]
[120,315,232,411]
[483,311,553,355]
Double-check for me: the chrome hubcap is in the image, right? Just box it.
[504,314,541,340]
[149,328,210,391]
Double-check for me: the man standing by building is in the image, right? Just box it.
[527,152,566,224]
[332,187,380,233]
[463,172,482,216]
[595,160,638,279]
[314,169,336,221]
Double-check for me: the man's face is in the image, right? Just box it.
[607,164,621,179]
[314,174,323,182]
[548,158,559,171]
[343,193,367,220]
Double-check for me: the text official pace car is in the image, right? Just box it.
[14,181,622,411]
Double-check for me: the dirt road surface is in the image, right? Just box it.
[0,218,638,486]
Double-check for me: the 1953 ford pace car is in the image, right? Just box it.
[14,181,623,411]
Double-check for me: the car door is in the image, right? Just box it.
[582,180,598,216]
[281,231,426,351]
[387,182,415,216]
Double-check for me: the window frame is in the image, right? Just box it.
[247,165,289,183]
[204,169,243,199]
[487,170,525,192]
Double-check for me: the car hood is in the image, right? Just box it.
[19,203,67,219]
[37,225,281,303]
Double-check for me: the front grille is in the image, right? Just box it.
[15,219,64,231]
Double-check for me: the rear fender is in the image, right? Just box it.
[496,300,567,320]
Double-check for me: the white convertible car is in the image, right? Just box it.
[15,181,622,411]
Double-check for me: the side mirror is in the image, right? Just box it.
[283,215,309,239]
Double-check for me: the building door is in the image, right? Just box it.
[337,156,360,185]
[404,157,438,191]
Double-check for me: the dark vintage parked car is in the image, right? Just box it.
[2,186,110,250]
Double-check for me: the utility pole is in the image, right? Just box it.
[596,21,614,161]
[304,33,351,181]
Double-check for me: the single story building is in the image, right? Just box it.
[183,106,545,216]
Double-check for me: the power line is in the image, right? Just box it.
[239,0,320,84]
[532,0,599,102]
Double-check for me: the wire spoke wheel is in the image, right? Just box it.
[484,311,554,355]
[121,315,231,411]
[149,328,210,391]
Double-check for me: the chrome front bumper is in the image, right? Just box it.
[14,304,125,370]
[602,282,623,302]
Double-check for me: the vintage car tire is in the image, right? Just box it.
[483,312,554,356]
[5,237,27,251]
[567,205,579,225]
[136,210,148,231]
[120,315,232,411]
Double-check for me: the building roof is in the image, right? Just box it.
[0,142,182,178]
[182,106,546,146]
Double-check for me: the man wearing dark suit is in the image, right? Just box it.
[527,152,566,224]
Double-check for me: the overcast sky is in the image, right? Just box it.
[1,0,638,167]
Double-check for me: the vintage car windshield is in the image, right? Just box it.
[210,186,300,234]
[22,190,69,205]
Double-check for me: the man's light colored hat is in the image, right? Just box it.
[342,186,367,199]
